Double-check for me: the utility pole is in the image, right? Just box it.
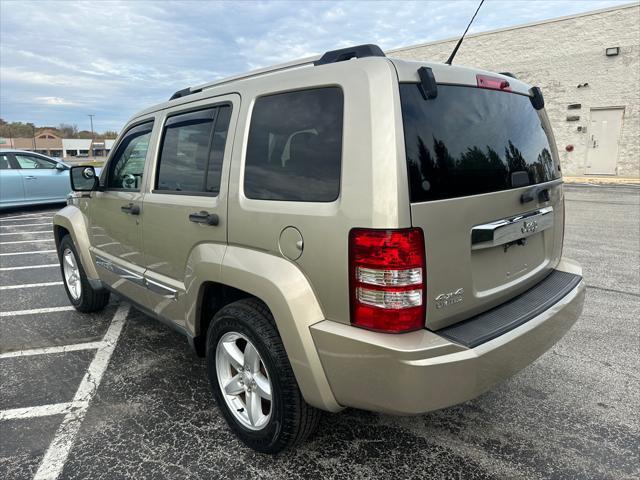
[88,114,95,157]
[32,125,36,151]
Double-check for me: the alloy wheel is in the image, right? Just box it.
[215,331,273,430]
[62,248,82,301]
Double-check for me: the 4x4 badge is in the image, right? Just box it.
[435,288,464,309]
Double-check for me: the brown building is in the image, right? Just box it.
[0,131,115,159]
[6,130,64,157]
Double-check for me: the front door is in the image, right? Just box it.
[14,153,69,201]
[89,119,156,304]
[585,108,624,175]
[141,95,238,327]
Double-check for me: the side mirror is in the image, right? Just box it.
[70,166,99,192]
[55,162,69,171]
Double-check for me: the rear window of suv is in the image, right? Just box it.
[400,84,560,202]
[244,87,343,202]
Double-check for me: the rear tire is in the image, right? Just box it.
[58,235,110,312]
[206,298,320,453]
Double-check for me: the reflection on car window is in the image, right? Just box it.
[205,105,231,195]
[0,155,11,169]
[15,155,57,169]
[155,105,231,195]
[107,123,153,190]
[244,87,343,202]
[400,84,560,202]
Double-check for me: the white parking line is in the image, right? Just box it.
[1,239,54,245]
[33,304,130,480]
[0,306,75,317]
[0,281,63,290]
[0,231,51,235]
[0,223,52,228]
[0,264,59,271]
[0,249,57,256]
[0,402,85,421]
[0,341,103,359]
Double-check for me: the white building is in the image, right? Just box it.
[390,3,640,179]
[62,138,92,158]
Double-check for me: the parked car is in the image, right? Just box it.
[53,45,585,453]
[0,149,73,209]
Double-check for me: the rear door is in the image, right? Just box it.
[399,80,564,330]
[141,95,237,327]
[0,153,24,206]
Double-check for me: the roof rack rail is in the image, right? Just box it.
[168,43,386,101]
[169,87,190,100]
[314,44,385,66]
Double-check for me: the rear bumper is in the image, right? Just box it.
[310,259,585,415]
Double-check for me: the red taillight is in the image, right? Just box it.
[476,74,511,92]
[349,228,426,333]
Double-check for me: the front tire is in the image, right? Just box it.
[206,298,320,453]
[58,235,110,312]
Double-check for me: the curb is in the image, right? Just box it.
[563,176,640,186]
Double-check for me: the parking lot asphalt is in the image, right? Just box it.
[1,185,638,480]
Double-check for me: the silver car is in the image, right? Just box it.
[0,149,72,209]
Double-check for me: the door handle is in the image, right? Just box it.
[121,203,140,215]
[188,211,219,226]
[24,175,37,180]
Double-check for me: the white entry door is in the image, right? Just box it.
[585,108,624,175]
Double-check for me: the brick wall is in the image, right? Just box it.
[389,4,640,178]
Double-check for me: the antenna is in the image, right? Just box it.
[445,0,485,65]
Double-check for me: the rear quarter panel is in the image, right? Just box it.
[226,57,411,325]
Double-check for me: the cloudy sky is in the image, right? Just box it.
[0,0,631,132]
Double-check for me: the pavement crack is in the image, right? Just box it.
[586,284,640,298]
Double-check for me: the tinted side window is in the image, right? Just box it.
[15,154,56,169]
[205,105,231,195]
[156,109,215,193]
[155,105,231,195]
[107,122,153,190]
[0,154,12,169]
[244,87,343,202]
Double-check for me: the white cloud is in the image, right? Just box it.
[324,7,345,21]
[35,96,74,106]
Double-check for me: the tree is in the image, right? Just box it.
[101,130,119,139]
[58,123,79,138]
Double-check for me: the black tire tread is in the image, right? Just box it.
[206,298,320,453]
[59,235,110,313]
